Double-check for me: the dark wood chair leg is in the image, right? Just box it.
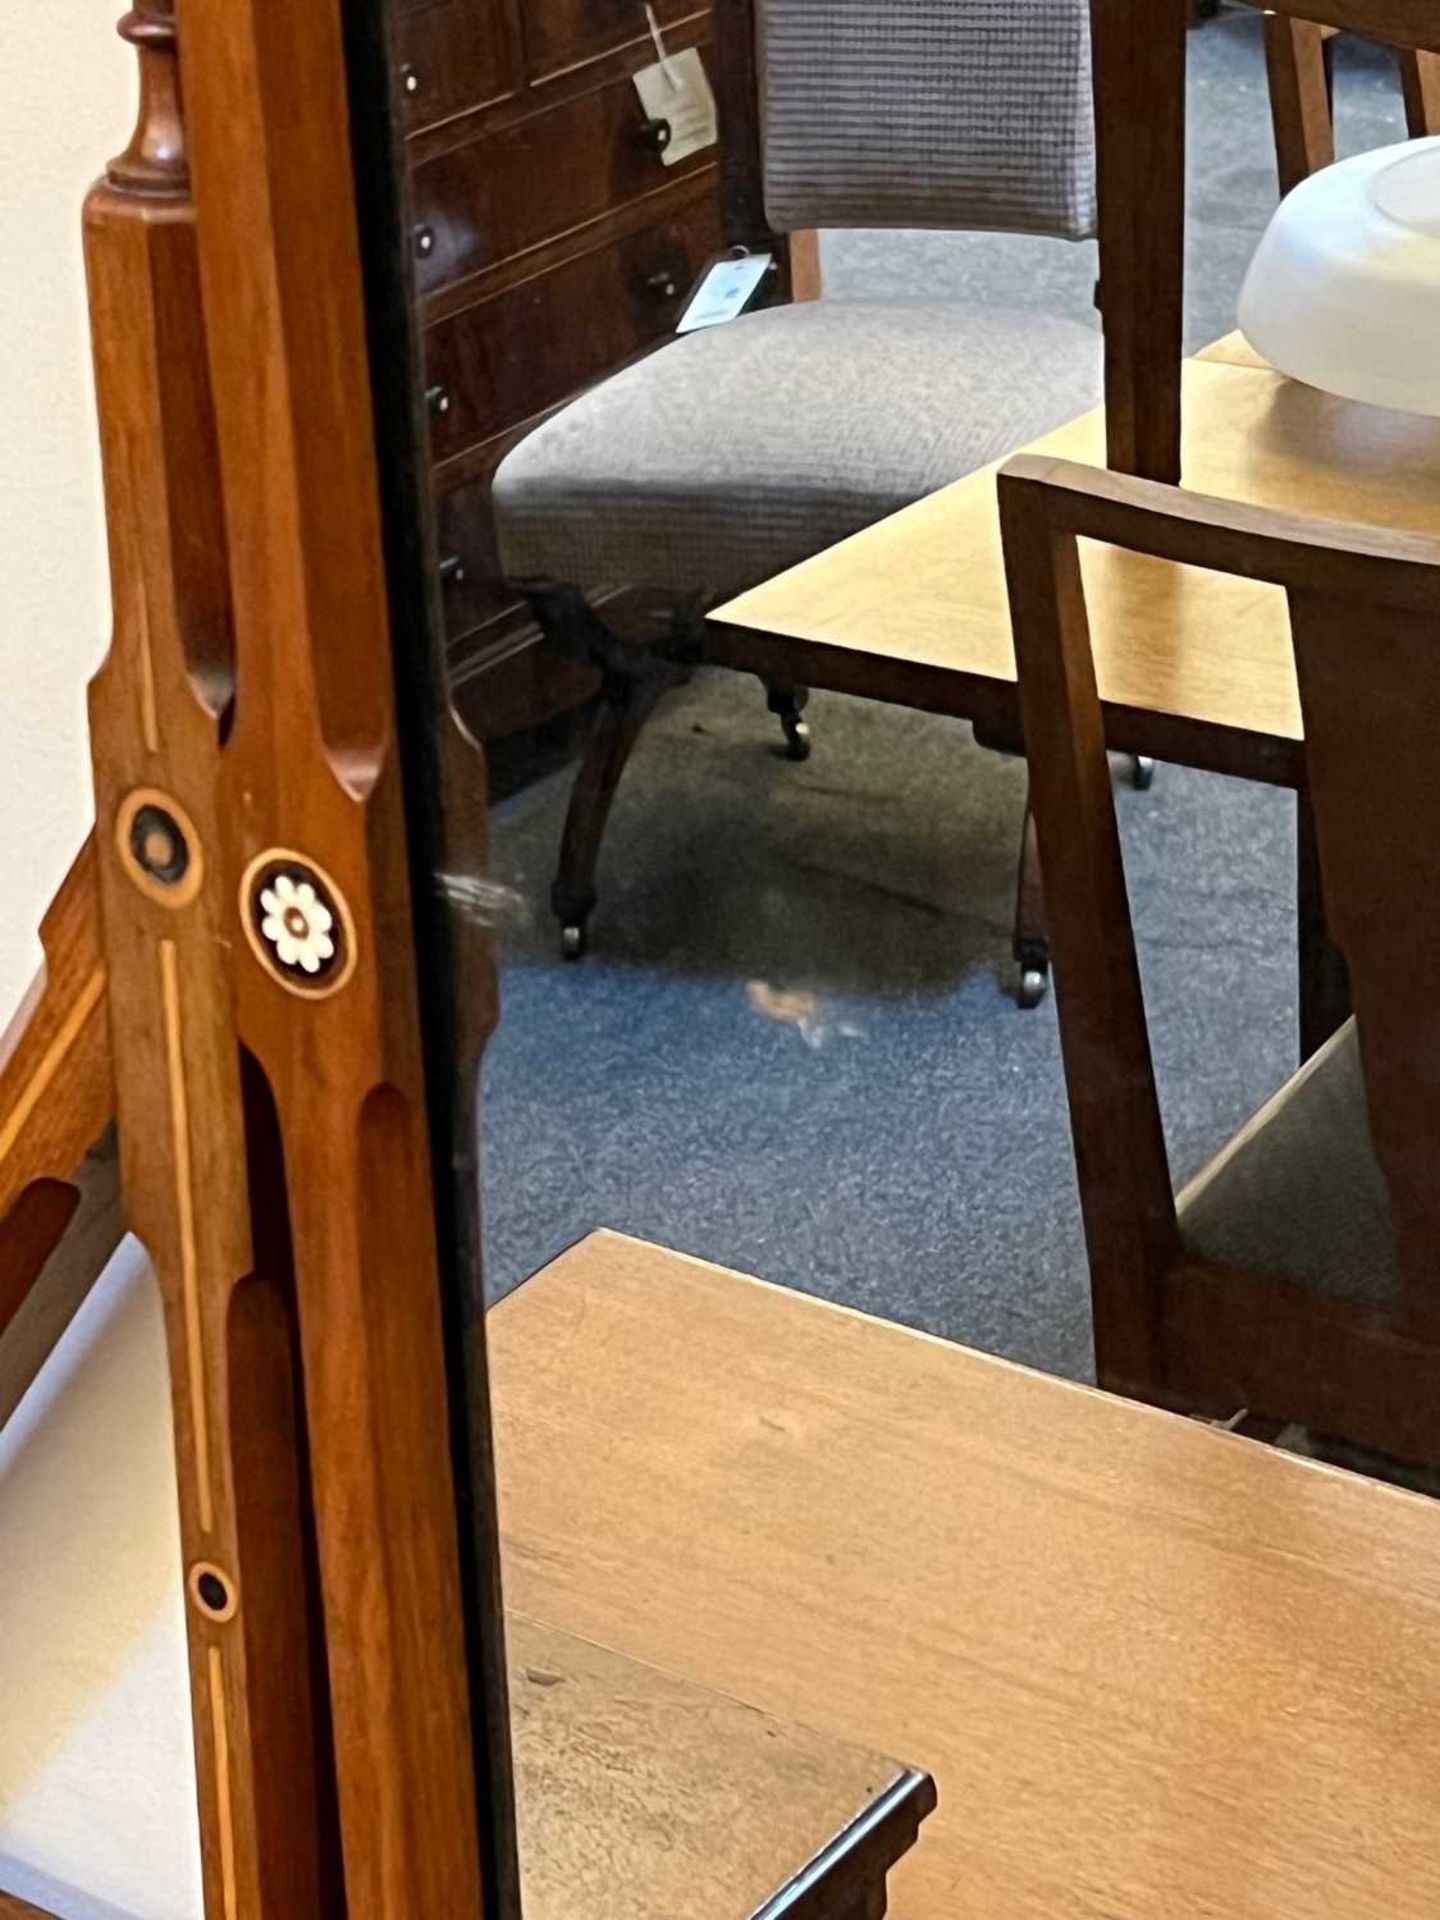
[1296,786,1351,1059]
[1013,792,1050,1008]
[1399,46,1440,137]
[1263,14,1336,198]
[765,681,812,761]
[552,668,665,958]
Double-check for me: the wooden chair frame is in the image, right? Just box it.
[999,451,1440,1463]
[1120,0,1440,478]
[1264,11,1440,197]
[537,0,1439,992]
[537,0,1166,993]
[1089,0,1440,1061]
[0,0,518,1912]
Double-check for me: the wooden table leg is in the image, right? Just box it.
[1297,786,1351,1060]
[1264,14,1335,197]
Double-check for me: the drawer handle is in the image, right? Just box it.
[426,384,452,419]
[646,266,682,301]
[638,116,672,157]
[414,224,436,260]
[439,553,467,589]
[400,63,421,97]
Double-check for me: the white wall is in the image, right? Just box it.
[0,6,200,1913]
[1,0,120,1005]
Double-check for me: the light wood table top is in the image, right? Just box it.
[713,338,1440,780]
[510,1611,931,1918]
[493,1230,1440,1920]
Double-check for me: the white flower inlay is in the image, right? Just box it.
[259,873,336,976]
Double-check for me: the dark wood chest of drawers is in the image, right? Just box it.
[390,0,725,740]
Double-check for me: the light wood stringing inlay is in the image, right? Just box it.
[0,967,106,1166]
[207,1645,239,1920]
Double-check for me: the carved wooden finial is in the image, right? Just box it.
[109,0,186,195]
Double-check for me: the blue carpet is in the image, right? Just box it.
[480,9,1407,1384]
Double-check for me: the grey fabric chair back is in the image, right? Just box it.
[757,0,1096,240]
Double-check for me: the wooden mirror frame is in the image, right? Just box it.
[0,0,516,1909]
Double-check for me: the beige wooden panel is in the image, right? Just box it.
[494,1229,1440,1920]
[716,352,1440,749]
[511,1612,916,1918]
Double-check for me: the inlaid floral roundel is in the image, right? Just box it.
[260,873,335,977]
[241,852,354,997]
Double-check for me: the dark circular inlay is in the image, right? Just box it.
[196,1570,231,1615]
[129,802,190,887]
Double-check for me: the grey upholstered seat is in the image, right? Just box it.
[494,300,1102,600]
[497,0,1099,600]
[1178,1018,1397,1307]
[498,0,1104,958]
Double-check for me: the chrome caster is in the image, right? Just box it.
[1130,754,1156,791]
[560,922,587,961]
[1017,966,1049,1009]
[783,715,811,762]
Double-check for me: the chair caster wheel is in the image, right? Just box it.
[560,922,587,961]
[1130,754,1156,791]
[1017,967,1048,1009]
[783,716,811,762]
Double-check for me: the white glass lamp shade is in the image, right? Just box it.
[1239,136,1440,415]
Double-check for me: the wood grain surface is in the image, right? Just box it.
[80,4,338,1908]
[716,349,1440,761]
[509,1613,929,1919]
[1251,0,1440,52]
[0,1131,121,1437]
[177,0,502,1896]
[1263,14,1336,195]
[0,838,117,1425]
[1092,0,1187,480]
[0,1892,57,1919]
[996,452,1440,1455]
[0,844,111,1249]
[492,1230,1440,1920]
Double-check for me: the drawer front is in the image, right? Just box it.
[435,464,516,641]
[424,194,722,462]
[410,40,713,295]
[451,623,601,742]
[395,0,518,133]
[524,0,701,79]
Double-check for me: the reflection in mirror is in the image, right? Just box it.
[347,0,943,1906]
[12,0,1440,1912]
[348,0,1440,1905]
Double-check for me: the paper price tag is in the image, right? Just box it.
[676,253,774,334]
[633,46,718,167]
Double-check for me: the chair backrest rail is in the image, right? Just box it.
[1262,0,1440,53]
[1000,455,1440,614]
[1000,457,1440,1346]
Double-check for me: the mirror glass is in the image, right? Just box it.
[346,2,1417,1913]
[1,1,1423,1914]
